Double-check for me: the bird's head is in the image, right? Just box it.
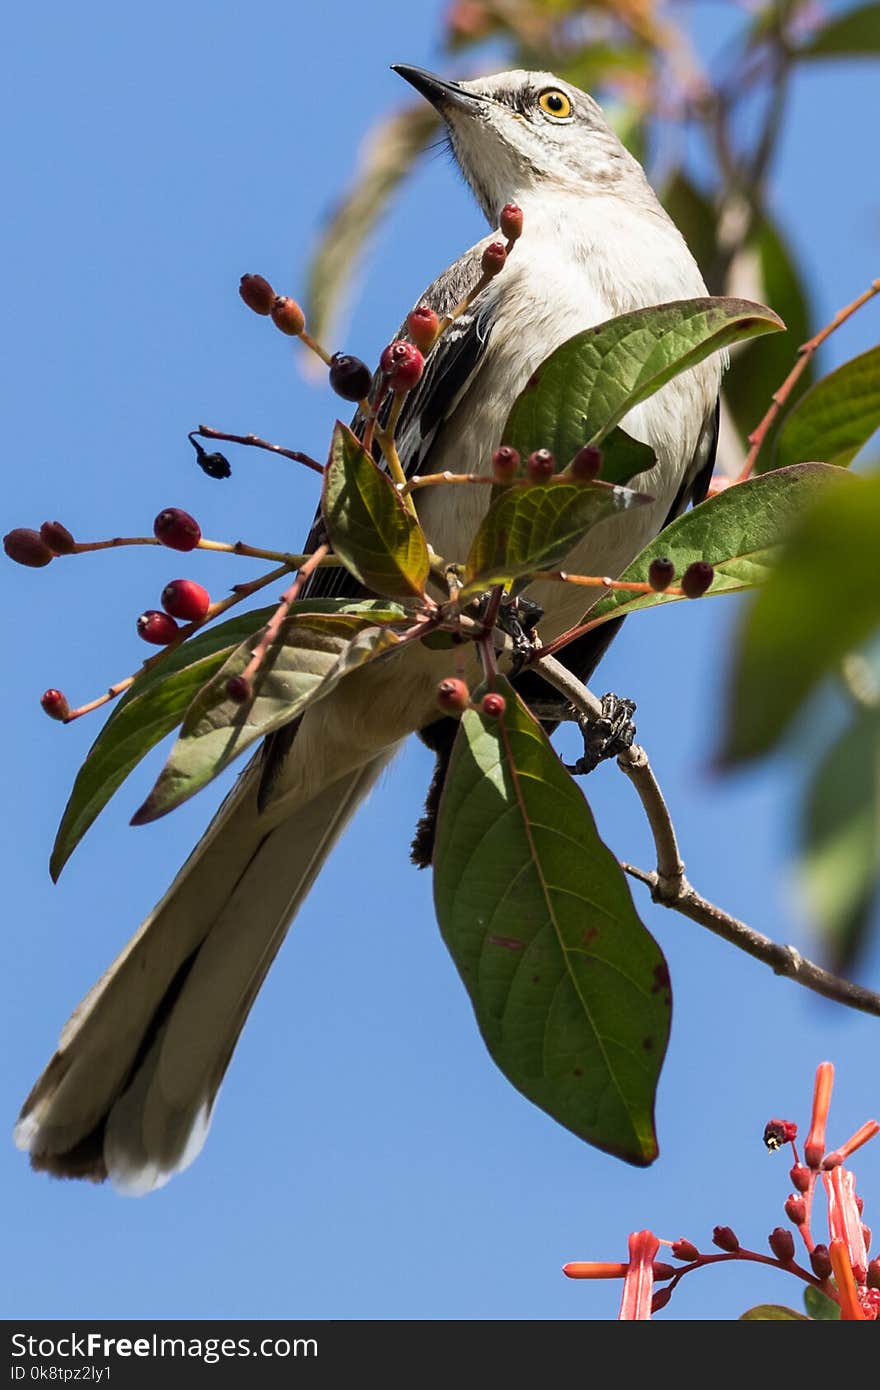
[393,65,647,223]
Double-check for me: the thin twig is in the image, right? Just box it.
[240,546,329,684]
[193,426,324,475]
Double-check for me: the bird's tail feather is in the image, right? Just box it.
[15,754,389,1193]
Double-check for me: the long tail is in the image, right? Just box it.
[15,754,388,1194]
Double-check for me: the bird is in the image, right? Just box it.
[15,65,721,1193]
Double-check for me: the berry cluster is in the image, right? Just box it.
[436,678,505,720]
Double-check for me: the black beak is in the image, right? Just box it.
[392,64,485,115]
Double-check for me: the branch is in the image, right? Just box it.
[535,653,880,1020]
[192,426,324,475]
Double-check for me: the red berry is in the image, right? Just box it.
[481,692,506,718]
[569,446,602,481]
[492,445,520,483]
[481,240,507,277]
[681,560,714,598]
[39,520,76,555]
[500,203,523,242]
[712,1226,739,1253]
[238,273,276,315]
[153,508,201,552]
[161,579,211,623]
[379,340,424,393]
[407,306,440,352]
[671,1239,700,1263]
[137,610,179,646]
[3,527,54,567]
[329,353,373,403]
[40,688,70,721]
[226,675,252,704]
[648,557,675,592]
[768,1227,795,1263]
[436,677,470,714]
[270,295,306,336]
[527,448,555,483]
[809,1244,832,1280]
[784,1194,807,1225]
[790,1164,811,1193]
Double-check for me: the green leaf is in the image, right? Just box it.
[49,606,275,879]
[502,296,783,461]
[463,479,647,593]
[322,422,430,599]
[303,102,439,346]
[586,463,842,630]
[132,605,405,823]
[433,678,670,1165]
[798,707,880,972]
[739,1305,809,1321]
[719,473,880,765]
[804,1285,842,1320]
[724,215,815,465]
[774,346,880,471]
[798,3,880,58]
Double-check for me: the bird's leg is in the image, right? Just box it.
[476,593,544,672]
[566,692,638,775]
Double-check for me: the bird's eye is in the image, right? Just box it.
[538,89,572,120]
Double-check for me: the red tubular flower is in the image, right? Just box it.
[823,1166,869,1282]
[822,1119,880,1170]
[829,1240,867,1320]
[618,1231,660,1320]
[563,1262,628,1280]
[804,1061,834,1167]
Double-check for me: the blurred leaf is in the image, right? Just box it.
[797,3,880,58]
[504,297,783,463]
[798,706,880,972]
[804,1285,842,1320]
[463,478,647,593]
[587,463,840,628]
[661,171,718,289]
[304,103,439,347]
[50,605,274,879]
[740,1305,809,1320]
[323,422,430,598]
[725,216,815,464]
[774,346,880,470]
[433,677,670,1165]
[132,607,405,823]
[719,472,880,765]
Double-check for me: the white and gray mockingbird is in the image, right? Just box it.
[16,66,721,1192]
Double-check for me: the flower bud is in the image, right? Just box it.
[379,340,425,393]
[481,692,506,718]
[239,273,276,315]
[712,1226,739,1253]
[436,678,470,714]
[39,521,76,555]
[40,688,70,721]
[809,1244,832,1280]
[790,1164,811,1194]
[648,557,675,592]
[4,527,54,567]
[867,1258,880,1291]
[526,448,555,483]
[652,1262,676,1281]
[764,1118,798,1151]
[407,305,440,352]
[270,295,306,336]
[329,353,373,403]
[569,445,602,481]
[226,675,252,704]
[671,1239,700,1263]
[481,240,507,276]
[784,1194,806,1225]
[650,1287,672,1313]
[492,445,520,483]
[500,203,524,242]
[681,560,714,598]
[768,1227,795,1262]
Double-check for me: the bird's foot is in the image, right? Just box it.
[566,692,637,775]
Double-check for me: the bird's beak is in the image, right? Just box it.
[392,64,485,115]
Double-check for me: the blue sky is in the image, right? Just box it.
[2,1,878,1321]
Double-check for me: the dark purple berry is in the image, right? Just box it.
[569,446,602,481]
[648,557,675,592]
[239,274,276,315]
[329,353,373,403]
[226,675,253,704]
[681,560,714,599]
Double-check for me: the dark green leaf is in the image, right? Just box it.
[804,1285,842,1320]
[503,297,783,462]
[463,478,647,593]
[798,3,880,58]
[719,473,880,764]
[739,1305,809,1321]
[725,216,815,465]
[586,463,842,630]
[774,346,880,470]
[132,606,405,822]
[50,605,275,879]
[433,678,670,1166]
[798,707,880,972]
[322,422,430,599]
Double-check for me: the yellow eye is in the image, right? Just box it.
[538,89,572,120]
